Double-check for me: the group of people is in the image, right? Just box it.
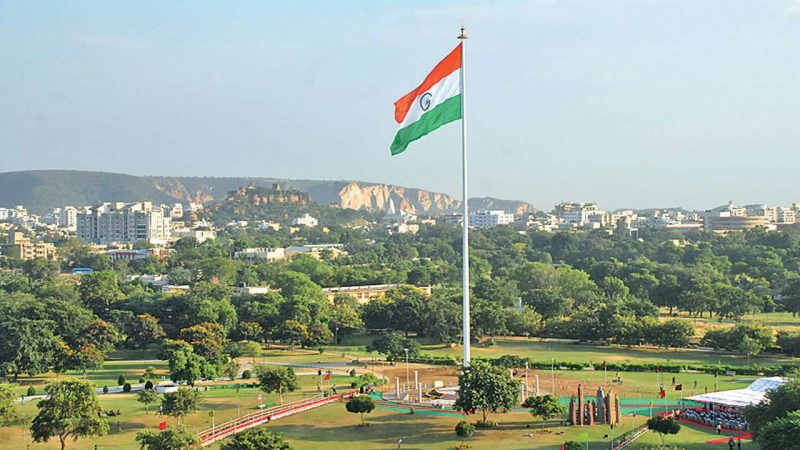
[98,409,122,417]
[680,407,748,431]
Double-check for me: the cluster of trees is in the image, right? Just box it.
[5,217,800,381]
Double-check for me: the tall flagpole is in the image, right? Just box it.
[458,26,470,366]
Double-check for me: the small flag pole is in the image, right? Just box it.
[458,25,471,367]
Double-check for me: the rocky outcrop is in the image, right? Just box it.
[336,181,459,215]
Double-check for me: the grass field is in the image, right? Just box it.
[329,334,798,369]
[0,339,788,449]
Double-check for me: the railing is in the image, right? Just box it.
[197,392,354,447]
[613,425,649,450]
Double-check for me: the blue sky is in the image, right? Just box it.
[2,0,800,210]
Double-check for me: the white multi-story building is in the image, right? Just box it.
[777,207,797,224]
[468,210,514,229]
[292,213,318,228]
[0,208,8,221]
[60,206,78,230]
[77,201,171,244]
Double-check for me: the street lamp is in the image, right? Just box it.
[403,348,410,390]
[551,357,556,396]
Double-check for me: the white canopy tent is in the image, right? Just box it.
[685,376,786,408]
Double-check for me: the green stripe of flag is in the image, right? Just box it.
[390,95,462,155]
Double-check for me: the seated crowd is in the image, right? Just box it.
[680,407,748,431]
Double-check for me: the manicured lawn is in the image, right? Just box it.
[330,334,800,368]
[418,337,797,367]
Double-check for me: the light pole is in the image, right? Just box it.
[397,437,403,449]
[403,348,410,390]
[551,357,556,396]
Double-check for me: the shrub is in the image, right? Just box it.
[349,369,357,377]
[102,386,109,394]
[117,375,126,386]
[123,383,132,393]
[26,386,36,397]
[455,421,476,441]
[475,420,498,429]
[144,380,154,390]
[242,369,252,379]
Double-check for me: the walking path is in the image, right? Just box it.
[196,392,355,447]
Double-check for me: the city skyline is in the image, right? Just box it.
[3,1,800,209]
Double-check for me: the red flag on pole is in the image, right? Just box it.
[158,421,167,430]
[323,373,331,381]
[658,389,666,398]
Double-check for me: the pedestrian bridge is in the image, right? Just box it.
[197,392,354,447]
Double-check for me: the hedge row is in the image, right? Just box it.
[407,354,797,376]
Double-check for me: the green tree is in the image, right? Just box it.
[78,270,124,316]
[21,258,60,282]
[646,416,681,447]
[0,383,19,424]
[523,394,565,429]
[366,333,420,362]
[168,347,216,386]
[345,395,375,426]
[0,318,61,380]
[453,360,519,423]
[755,410,800,450]
[127,313,165,350]
[651,319,694,349]
[135,425,198,450]
[256,366,298,404]
[237,321,264,342]
[738,335,764,363]
[329,294,364,344]
[219,428,292,449]
[161,387,200,425]
[178,322,227,361]
[562,442,582,450]
[30,380,108,450]
[136,388,161,415]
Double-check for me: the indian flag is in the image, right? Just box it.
[390,43,463,155]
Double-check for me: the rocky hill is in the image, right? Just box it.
[0,170,535,216]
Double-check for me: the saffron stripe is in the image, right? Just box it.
[393,44,462,124]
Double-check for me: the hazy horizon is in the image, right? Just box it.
[2,1,800,210]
